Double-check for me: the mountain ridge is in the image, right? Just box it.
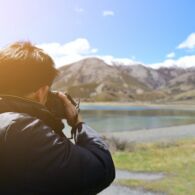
[52,57,195,102]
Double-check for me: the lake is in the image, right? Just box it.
[78,104,195,132]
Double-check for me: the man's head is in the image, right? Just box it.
[0,41,59,104]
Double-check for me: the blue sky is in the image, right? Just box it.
[0,0,195,68]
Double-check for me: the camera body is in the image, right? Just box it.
[46,91,67,118]
[46,91,80,119]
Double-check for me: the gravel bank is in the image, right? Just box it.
[103,124,195,143]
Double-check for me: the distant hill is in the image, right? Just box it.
[52,57,195,102]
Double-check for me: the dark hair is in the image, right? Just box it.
[0,41,59,96]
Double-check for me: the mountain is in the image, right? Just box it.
[52,57,195,102]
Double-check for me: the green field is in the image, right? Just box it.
[112,138,195,195]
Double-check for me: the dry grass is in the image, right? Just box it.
[112,138,195,195]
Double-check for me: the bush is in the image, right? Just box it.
[103,136,137,152]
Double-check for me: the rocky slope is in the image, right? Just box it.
[52,57,195,102]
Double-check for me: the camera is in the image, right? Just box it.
[46,91,80,119]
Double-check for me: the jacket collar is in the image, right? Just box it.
[0,95,64,135]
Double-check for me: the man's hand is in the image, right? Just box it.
[57,92,82,127]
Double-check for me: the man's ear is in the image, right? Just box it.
[34,85,49,105]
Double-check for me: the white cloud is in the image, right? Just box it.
[178,33,195,49]
[166,52,175,58]
[176,55,195,67]
[37,38,195,70]
[52,55,86,67]
[148,33,195,68]
[91,48,98,53]
[149,59,177,69]
[149,55,195,69]
[37,38,98,67]
[75,7,84,13]
[102,10,114,16]
[37,38,140,68]
[100,55,141,66]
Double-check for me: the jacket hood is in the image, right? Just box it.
[0,95,64,135]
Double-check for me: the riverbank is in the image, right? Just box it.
[81,101,195,111]
[103,123,195,143]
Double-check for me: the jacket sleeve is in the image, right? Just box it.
[19,117,115,194]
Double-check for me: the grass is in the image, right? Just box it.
[112,138,195,195]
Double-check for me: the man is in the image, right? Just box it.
[0,42,115,194]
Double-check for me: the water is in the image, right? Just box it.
[80,104,195,132]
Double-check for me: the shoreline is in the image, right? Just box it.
[102,123,195,143]
[80,102,195,143]
[81,101,195,110]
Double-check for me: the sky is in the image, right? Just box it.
[0,0,195,68]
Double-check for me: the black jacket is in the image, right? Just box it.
[0,95,115,194]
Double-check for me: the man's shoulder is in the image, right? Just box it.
[0,111,33,120]
[0,112,48,135]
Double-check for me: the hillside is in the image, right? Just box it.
[52,57,195,102]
